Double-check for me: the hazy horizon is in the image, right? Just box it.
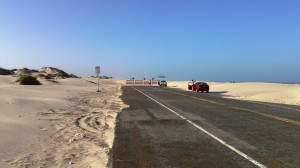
[1,0,299,82]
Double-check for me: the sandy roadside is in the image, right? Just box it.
[168,81,300,106]
[0,76,127,168]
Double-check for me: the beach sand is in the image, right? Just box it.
[2,76,299,167]
[168,81,300,106]
[0,76,127,168]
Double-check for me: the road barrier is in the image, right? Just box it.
[126,80,159,86]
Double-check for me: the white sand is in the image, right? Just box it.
[0,76,127,168]
[168,81,300,106]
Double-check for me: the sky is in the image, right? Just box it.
[0,0,299,82]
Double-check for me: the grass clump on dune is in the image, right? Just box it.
[16,75,42,85]
[55,73,66,79]
[36,74,51,79]
[15,68,38,75]
[69,74,79,78]
[0,68,12,75]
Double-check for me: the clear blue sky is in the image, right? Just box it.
[0,0,299,82]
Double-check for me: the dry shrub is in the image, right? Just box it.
[16,75,41,85]
[0,68,12,75]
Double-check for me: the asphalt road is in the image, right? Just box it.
[111,86,300,168]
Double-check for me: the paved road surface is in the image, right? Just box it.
[111,86,300,168]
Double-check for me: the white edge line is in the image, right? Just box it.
[133,87,267,168]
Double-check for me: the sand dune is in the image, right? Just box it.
[0,76,127,168]
[168,81,300,106]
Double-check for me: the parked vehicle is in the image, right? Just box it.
[188,82,209,93]
[159,80,167,87]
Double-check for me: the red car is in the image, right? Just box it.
[194,82,210,93]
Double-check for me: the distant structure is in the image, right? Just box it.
[89,75,113,79]
[125,78,159,85]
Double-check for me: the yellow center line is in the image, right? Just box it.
[150,87,300,126]
[189,96,225,106]
[230,107,300,126]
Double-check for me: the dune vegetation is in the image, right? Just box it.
[0,68,12,75]
[16,75,42,85]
